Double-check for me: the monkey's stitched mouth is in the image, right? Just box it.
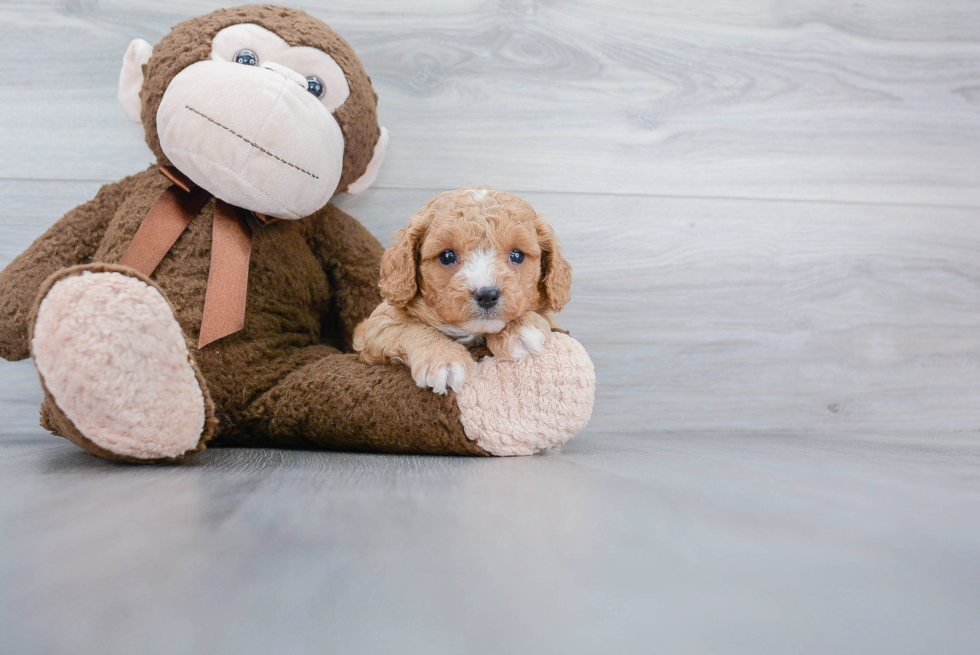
[184,105,319,180]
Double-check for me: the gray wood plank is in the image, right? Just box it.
[0,0,980,655]
[3,4,980,653]
[4,180,980,438]
[0,1,977,205]
[336,187,980,434]
[1,432,977,655]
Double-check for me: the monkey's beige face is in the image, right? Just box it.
[119,20,387,220]
[415,196,544,336]
[156,24,348,219]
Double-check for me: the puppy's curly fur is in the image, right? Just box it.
[353,186,572,394]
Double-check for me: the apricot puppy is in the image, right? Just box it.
[353,187,572,394]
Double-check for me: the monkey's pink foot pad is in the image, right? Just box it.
[32,271,206,460]
[457,332,596,456]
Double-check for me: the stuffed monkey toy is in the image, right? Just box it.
[0,5,595,463]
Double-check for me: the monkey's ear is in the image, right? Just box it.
[346,127,389,195]
[118,38,153,123]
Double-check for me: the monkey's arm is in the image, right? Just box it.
[0,182,123,361]
[305,204,386,351]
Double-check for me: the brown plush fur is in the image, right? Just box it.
[354,188,571,392]
[234,351,487,456]
[140,4,380,193]
[0,6,489,459]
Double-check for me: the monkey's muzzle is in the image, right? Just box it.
[156,60,345,220]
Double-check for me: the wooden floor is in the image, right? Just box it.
[2,1,979,653]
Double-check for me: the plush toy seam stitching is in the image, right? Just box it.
[183,105,319,180]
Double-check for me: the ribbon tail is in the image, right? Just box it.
[118,184,209,276]
[198,200,253,348]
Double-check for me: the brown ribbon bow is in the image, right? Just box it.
[119,167,276,348]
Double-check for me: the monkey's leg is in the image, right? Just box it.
[31,264,216,463]
[232,351,488,455]
[235,333,595,456]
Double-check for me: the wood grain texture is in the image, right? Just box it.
[2,1,980,653]
[0,0,978,205]
[6,181,980,435]
[335,188,980,434]
[0,433,978,654]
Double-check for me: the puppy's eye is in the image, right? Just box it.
[235,49,258,66]
[509,249,525,264]
[439,250,458,266]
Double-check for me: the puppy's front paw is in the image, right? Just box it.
[488,324,552,363]
[410,350,475,395]
[512,325,549,361]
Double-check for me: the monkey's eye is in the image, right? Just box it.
[235,49,258,66]
[306,76,325,98]
[438,250,458,266]
[509,249,525,264]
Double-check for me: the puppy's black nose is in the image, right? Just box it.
[473,287,501,309]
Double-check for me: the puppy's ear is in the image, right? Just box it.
[379,219,425,307]
[536,217,572,313]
